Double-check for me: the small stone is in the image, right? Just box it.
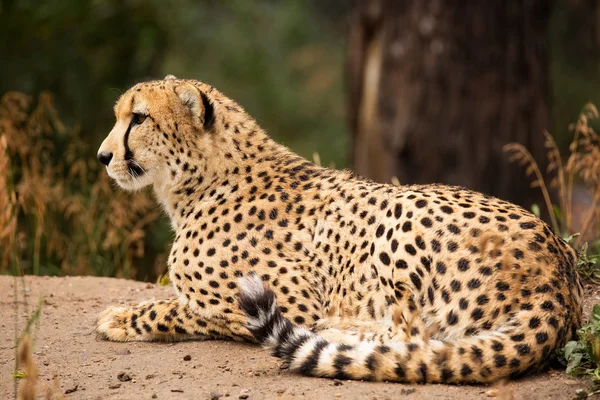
[146,374,155,380]
[117,372,131,382]
[108,383,121,389]
[64,385,78,394]
[183,354,192,361]
[152,394,158,399]
[335,394,341,398]
[171,389,184,393]
[239,388,250,399]
[575,389,587,400]
[279,362,289,370]
[333,379,343,386]
[486,389,498,397]
[401,387,416,395]
[210,392,223,400]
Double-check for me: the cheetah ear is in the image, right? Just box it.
[174,83,215,131]
[164,74,177,80]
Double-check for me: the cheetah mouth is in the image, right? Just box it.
[127,160,145,177]
[106,161,153,191]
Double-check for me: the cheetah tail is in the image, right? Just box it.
[237,274,558,384]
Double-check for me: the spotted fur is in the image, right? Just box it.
[96,75,584,384]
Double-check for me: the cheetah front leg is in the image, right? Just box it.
[96,298,253,342]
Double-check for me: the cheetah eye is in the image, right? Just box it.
[131,113,147,126]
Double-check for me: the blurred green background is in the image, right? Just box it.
[1,0,599,280]
[0,0,352,168]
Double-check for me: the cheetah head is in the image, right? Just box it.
[97,75,215,191]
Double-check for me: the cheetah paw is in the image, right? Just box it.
[96,305,136,342]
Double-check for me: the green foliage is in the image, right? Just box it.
[0,0,348,168]
[559,305,600,396]
[575,241,600,284]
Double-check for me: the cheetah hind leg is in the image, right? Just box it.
[96,298,250,342]
[313,301,428,345]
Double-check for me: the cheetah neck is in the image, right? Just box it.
[152,120,318,232]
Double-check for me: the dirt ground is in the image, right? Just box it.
[0,276,597,400]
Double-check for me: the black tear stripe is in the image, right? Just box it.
[200,91,215,130]
[124,115,145,177]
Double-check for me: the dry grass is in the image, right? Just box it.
[505,103,600,246]
[17,334,38,400]
[0,92,164,278]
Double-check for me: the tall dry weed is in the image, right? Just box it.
[0,92,162,278]
[505,103,600,246]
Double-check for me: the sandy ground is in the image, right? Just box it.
[0,275,596,400]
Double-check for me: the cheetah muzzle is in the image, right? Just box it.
[95,75,584,384]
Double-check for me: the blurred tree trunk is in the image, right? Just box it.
[347,0,552,208]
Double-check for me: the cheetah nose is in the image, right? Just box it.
[97,151,113,166]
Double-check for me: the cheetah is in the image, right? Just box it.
[96,75,583,384]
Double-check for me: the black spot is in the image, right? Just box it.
[379,252,391,266]
[450,280,461,292]
[536,332,549,344]
[394,204,403,218]
[515,344,531,355]
[541,301,555,311]
[441,205,454,214]
[448,224,460,234]
[441,289,450,303]
[494,354,507,367]
[520,221,536,229]
[467,279,481,290]
[402,221,412,232]
[476,295,489,305]
[409,272,422,290]
[471,308,484,321]
[529,317,541,329]
[457,258,470,271]
[395,363,406,379]
[460,364,473,377]
[436,261,447,274]
[447,311,458,325]
[510,333,525,342]
[418,363,428,382]
[440,368,453,381]
[509,358,521,369]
